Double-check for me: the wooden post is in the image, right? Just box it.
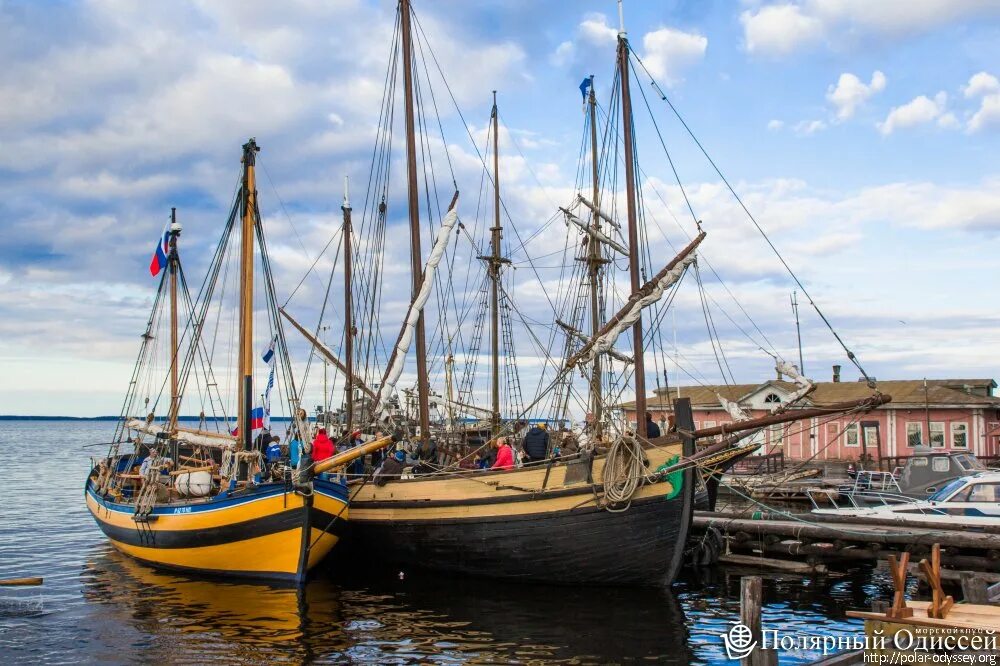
[887,552,914,619]
[919,543,954,619]
[740,576,778,666]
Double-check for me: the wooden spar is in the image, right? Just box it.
[167,207,180,430]
[567,231,706,368]
[587,76,603,438]
[556,319,633,365]
[342,177,354,434]
[618,32,645,437]
[237,139,259,452]
[314,434,395,474]
[279,307,376,400]
[577,193,619,229]
[490,91,501,439]
[692,393,892,438]
[0,577,43,586]
[399,0,430,442]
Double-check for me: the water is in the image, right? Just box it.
[0,420,897,664]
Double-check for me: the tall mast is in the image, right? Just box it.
[586,76,603,439]
[399,0,431,442]
[342,177,354,435]
[489,91,502,439]
[167,207,181,430]
[237,138,259,452]
[617,13,647,437]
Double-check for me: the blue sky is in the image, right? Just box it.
[1,0,998,416]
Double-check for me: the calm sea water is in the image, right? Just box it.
[0,420,895,664]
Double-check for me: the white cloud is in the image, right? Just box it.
[767,119,784,131]
[877,92,955,135]
[968,94,1000,133]
[963,72,1000,98]
[740,4,824,55]
[740,1,1000,55]
[640,27,708,86]
[793,119,827,136]
[557,14,706,87]
[827,70,886,120]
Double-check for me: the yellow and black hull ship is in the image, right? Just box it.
[85,468,349,583]
[343,434,694,586]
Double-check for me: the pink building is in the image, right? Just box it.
[621,376,1000,463]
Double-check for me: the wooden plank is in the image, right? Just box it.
[0,577,42,586]
[721,553,827,574]
[740,576,778,666]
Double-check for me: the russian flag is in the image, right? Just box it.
[250,406,265,431]
[149,222,170,277]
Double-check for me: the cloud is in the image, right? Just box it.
[555,13,706,87]
[740,1,1000,55]
[969,93,1000,133]
[767,120,784,131]
[827,70,886,120]
[963,72,1000,98]
[740,4,824,55]
[640,27,708,86]
[793,119,827,136]
[877,92,955,135]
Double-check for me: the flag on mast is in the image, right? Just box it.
[149,222,170,276]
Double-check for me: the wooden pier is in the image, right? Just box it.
[693,510,1000,573]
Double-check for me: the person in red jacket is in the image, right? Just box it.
[312,428,335,462]
[491,436,514,470]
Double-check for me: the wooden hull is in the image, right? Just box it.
[85,474,349,583]
[344,438,694,585]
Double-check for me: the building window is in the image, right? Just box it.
[769,424,784,446]
[951,422,968,448]
[844,423,860,447]
[764,393,781,404]
[906,422,923,447]
[704,420,717,429]
[826,423,840,442]
[929,422,945,448]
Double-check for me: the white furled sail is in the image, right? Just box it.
[567,231,705,369]
[126,419,235,450]
[718,394,751,422]
[775,359,815,410]
[576,193,620,229]
[560,207,628,256]
[376,207,460,415]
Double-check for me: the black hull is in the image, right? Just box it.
[346,493,689,585]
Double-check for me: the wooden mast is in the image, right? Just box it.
[237,138,259,452]
[617,14,647,437]
[586,77,603,439]
[342,177,354,435]
[167,207,181,430]
[489,91,502,439]
[399,0,431,442]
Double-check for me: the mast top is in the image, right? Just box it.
[169,207,182,236]
[343,175,351,210]
[242,138,259,165]
[617,0,626,37]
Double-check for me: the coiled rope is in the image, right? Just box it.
[602,434,647,509]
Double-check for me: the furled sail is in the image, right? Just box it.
[774,359,815,409]
[576,193,620,229]
[375,207,460,415]
[556,319,634,364]
[126,419,235,450]
[560,207,628,255]
[567,231,706,369]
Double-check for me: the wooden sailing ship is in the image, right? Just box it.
[84,140,349,582]
[271,0,890,586]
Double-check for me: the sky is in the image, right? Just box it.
[1,0,999,417]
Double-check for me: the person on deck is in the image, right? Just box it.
[347,430,365,476]
[265,435,283,464]
[522,423,549,463]
[312,428,335,462]
[645,412,661,439]
[491,437,514,470]
[374,449,407,486]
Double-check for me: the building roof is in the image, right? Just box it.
[618,378,1000,411]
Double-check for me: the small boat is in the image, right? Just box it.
[85,140,349,582]
[809,448,988,509]
[812,471,1000,527]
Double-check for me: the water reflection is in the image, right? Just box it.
[80,550,694,664]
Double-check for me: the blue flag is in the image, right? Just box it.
[579,77,592,101]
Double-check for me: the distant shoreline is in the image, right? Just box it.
[0,415,294,421]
